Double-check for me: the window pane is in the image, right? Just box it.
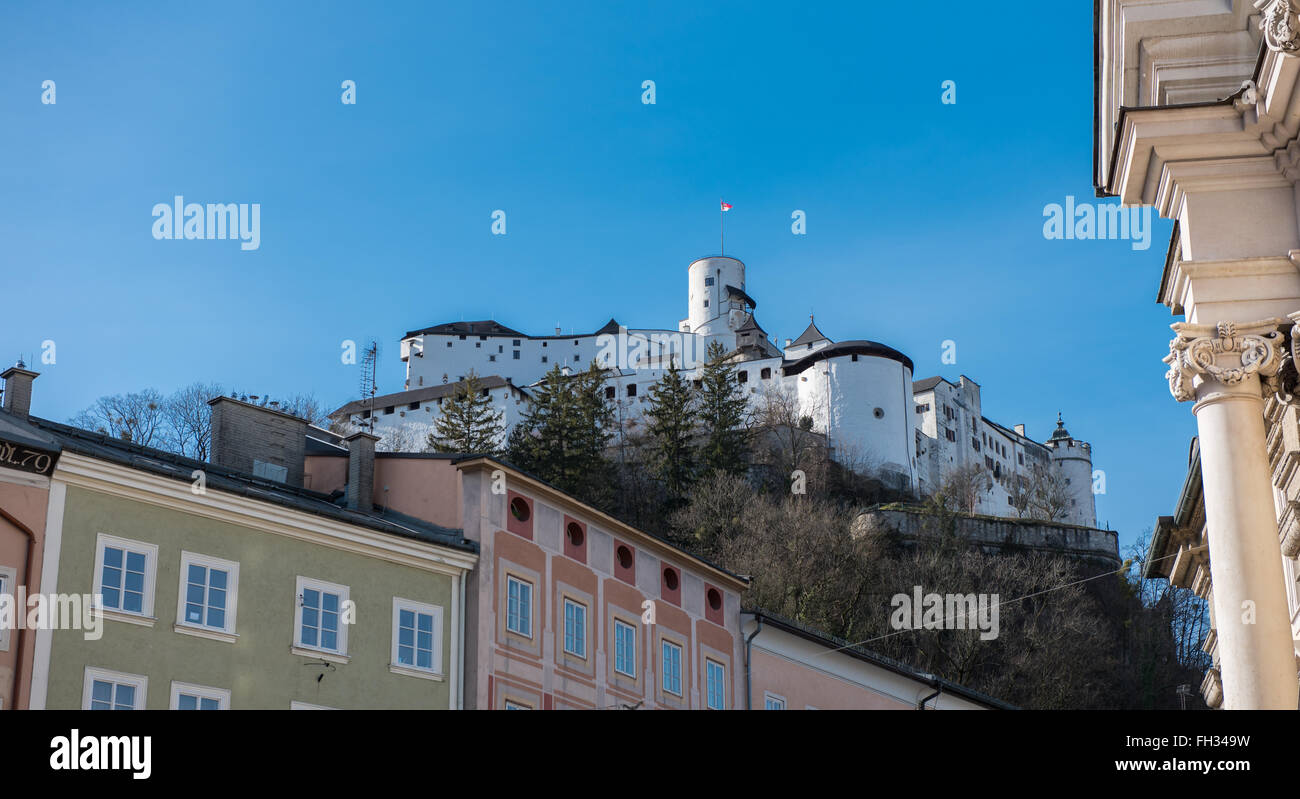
[126,551,146,573]
[115,684,135,710]
[416,613,432,633]
[178,694,197,710]
[209,569,227,591]
[103,547,122,569]
[200,698,219,711]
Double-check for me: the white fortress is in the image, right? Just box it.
[333,254,1097,526]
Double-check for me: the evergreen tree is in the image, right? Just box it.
[645,362,697,506]
[697,340,750,476]
[427,371,505,454]
[506,361,614,504]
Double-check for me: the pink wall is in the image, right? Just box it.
[0,480,50,710]
[749,647,912,710]
[303,455,462,530]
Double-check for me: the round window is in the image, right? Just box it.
[566,522,585,547]
[873,407,885,419]
[663,568,679,592]
[509,497,530,522]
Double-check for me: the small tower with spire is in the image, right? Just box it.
[1044,412,1096,527]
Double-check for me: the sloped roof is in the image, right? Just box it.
[782,340,914,376]
[725,284,757,309]
[330,375,526,418]
[735,313,766,334]
[790,319,830,347]
[403,320,527,339]
[25,415,476,553]
[912,376,945,393]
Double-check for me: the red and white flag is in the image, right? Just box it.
[720,201,732,212]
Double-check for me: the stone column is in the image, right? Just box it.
[1165,318,1298,709]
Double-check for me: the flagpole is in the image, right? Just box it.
[720,198,724,255]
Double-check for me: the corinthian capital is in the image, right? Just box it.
[1257,0,1300,53]
[1163,318,1288,402]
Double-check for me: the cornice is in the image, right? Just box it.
[53,452,478,575]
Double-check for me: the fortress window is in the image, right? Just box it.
[459,335,466,340]
[446,341,452,347]
[738,371,748,383]
[873,407,884,419]
[476,342,481,348]
[489,355,497,362]
[498,345,503,353]
[851,354,859,362]
[945,429,956,442]
[513,351,520,360]
[705,277,714,286]
[627,384,637,397]
[482,389,490,397]
[605,386,616,399]
[972,438,979,451]
[574,340,579,346]
[408,402,419,410]
[703,300,709,308]
[1018,453,1024,465]
[573,355,579,363]
[479,335,487,341]
[384,406,394,415]
[513,339,520,346]
[542,356,548,363]
[542,341,548,347]
[760,368,771,380]
[361,410,371,419]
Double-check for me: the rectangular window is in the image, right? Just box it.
[177,552,239,635]
[94,534,158,618]
[170,681,230,710]
[0,567,12,651]
[764,692,786,710]
[661,640,683,696]
[613,619,636,677]
[504,700,531,710]
[83,667,147,710]
[295,576,349,655]
[704,277,714,286]
[563,598,587,658]
[513,339,521,347]
[706,659,726,709]
[513,350,520,360]
[506,576,533,637]
[392,598,444,675]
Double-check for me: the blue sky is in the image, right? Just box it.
[0,1,1187,553]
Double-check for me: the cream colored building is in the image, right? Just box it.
[1097,0,1300,708]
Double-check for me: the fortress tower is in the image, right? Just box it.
[1045,415,1096,528]
[681,256,754,342]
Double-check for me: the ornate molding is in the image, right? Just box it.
[1258,0,1300,53]
[1164,319,1288,402]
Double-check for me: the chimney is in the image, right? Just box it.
[1014,424,1025,437]
[345,431,381,511]
[555,325,562,335]
[1,361,39,419]
[209,396,308,486]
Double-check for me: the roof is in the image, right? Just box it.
[743,608,1017,710]
[790,319,830,347]
[404,318,625,342]
[912,376,945,393]
[330,375,526,418]
[735,313,766,335]
[724,285,757,309]
[402,320,526,340]
[25,414,477,554]
[453,455,750,590]
[783,340,914,376]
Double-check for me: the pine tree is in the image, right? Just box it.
[698,340,751,476]
[645,362,697,505]
[506,362,614,504]
[427,371,505,454]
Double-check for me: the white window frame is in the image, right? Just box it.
[169,681,230,710]
[705,659,726,710]
[175,551,240,640]
[504,700,531,710]
[562,597,587,658]
[0,566,15,652]
[764,692,787,710]
[82,666,148,710]
[505,575,533,638]
[390,597,444,679]
[661,640,683,697]
[92,533,159,622]
[290,701,337,710]
[293,576,350,658]
[613,618,637,678]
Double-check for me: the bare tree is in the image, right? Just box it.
[1026,462,1072,522]
[934,463,993,514]
[71,390,167,447]
[376,423,424,453]
[162,382,223,460]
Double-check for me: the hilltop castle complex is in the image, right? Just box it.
[332,255,1098,527]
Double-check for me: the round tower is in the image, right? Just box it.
[1045,414,1096,528]
[687,256,746,337]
